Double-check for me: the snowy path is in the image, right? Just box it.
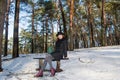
[0,46,120,80]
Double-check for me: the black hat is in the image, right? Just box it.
[56,32,64,36]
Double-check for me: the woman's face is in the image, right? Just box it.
[58,34,63,39]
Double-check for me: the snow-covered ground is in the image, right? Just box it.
[0,46,120,80]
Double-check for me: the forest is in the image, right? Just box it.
[0,0,120,71]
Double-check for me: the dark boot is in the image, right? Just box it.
[56,61,63,72]
[50,68,55,76]
[34,69,43,77]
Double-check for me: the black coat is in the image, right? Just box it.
[51,38,67,61]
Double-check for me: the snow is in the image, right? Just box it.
[0,46,120,80]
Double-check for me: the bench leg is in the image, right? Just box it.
[56,61,63,72]
[36,60,44,71]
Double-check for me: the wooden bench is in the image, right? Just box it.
[33,57,69,71]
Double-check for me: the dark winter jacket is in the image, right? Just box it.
[51,38,67,61]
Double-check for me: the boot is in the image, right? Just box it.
[50,68,55,76]
[56,61,63,72]
[34,69,43,77]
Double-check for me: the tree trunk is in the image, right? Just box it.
[69,0,74,51]
[4,0,11,57]
[101,0,107,46]
[31,4,35,53]
[45,17,48,52]
[114,8,119,45]
[58,15,62,32]
[83,33,88,48]
[74,34,79,49]
[55,1,61,32]
[51,20,54,45]
[0,0,7,71]
[58,0,67,37]
[43,21,45,53]
[12,0,20,58]
[113,18,119,45]
[86,0,95,47]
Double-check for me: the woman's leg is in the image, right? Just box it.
[41,54,53,70]
[35,54,55,77]
[44,54,55,76]
[47,54,54,69]
[56,61,63,72]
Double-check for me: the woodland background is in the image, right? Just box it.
[0,0,120,71]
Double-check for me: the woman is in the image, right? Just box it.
[35,32,67,77]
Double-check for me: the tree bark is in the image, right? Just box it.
[12,0,20,58]
[45,17,48,52]
[51,20,54,45]
[114,7,119,45]
[0,0,7,71]
[113,17,119,45]
[58,0,67,37]
[101,0,107,46]
[31,4,35,53]
[69,0,74,50]
[4,0,11,57]
[43,21,45,53]
[87,0,95,47]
